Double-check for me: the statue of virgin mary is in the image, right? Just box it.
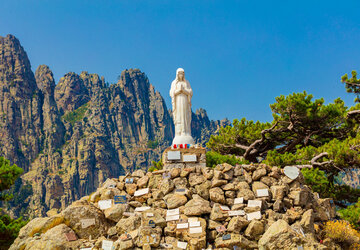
[170,68,195,145]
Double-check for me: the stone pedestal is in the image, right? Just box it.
[162,147,206,169]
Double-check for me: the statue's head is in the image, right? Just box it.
[176,68,185,81]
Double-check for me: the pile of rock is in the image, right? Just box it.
[11,163,338,249]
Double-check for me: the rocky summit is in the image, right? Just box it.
[0,34,229,218]
[10,163,340,250]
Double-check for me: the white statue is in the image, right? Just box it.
[170,68,195,145]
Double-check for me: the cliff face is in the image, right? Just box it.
[0,35,227,217]
[0,35,43,171]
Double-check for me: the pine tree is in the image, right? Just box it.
[0,157,27,249]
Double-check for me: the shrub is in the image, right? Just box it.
[0,210,28,249]
[147,140,159,149]
[62,102,90,126]
[324,220,360,246]
[339,198,360,230]
[148,159,163,172]
[206,151,247,168]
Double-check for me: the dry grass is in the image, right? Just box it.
[324,220,360,246]
[29,216,64,237]
[350,242,360,249]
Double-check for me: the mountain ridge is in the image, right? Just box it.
[0,34,229,218]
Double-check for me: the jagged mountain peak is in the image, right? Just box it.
[0,35,228,218]
[35,64,55,94]
[55,71,90,114]
[0,34,37,95]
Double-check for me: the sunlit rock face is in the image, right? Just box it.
[0,35,227,217]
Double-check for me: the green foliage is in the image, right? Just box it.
[0,157,23,199]
[207,118,271,157]
[206,151,248,168]
[301,168,329,196]
[207,92,350,162]
[147,140,159,149]
[0,157,27,248]
[0,210,28,249]
[342,70,360,103]
[339,198,360,230]
[302,168,360,205]
[62,102,90,126]
[7,182,33,209]
[149,159,163,172]
[206,90,360,218]
[264,134,360,175]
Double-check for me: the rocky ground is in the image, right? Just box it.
[10,163,343,249]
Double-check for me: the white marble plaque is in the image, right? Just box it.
[284,166,300,180]
[189,226,202,234]
[167,151,181,160]
[256,189,269,197]
[228,210,245,216]
[166,208,180,216]
[166,214,180,221]
[81,218,95,228]
[146,213,154,217]
[177,241,188,249]
[134,206,151,212]
[234,197,244,204]
[102,240,113,250]
[177,223,189,229]
[183,154,197,162]
[246,211,262,221]
[98,199,112,210]
[247,200,262,208]
[188,217,198,223]
[189,221,200,227]
[123,212,135,217]
[219,205,230,211]
[134,188,149,196]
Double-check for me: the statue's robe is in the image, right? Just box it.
[169,80,193,137]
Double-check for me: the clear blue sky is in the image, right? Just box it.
[1,0,359,122]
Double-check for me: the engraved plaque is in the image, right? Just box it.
[102,240,113,250]
[256,189,269,197]
[247,200,262,208]
[234,197,244,204]
[222,234,231,240]
[98,199,112,210]
[166,215,179,221]
[246,211,262,221]
[176,223,189,229]
[114,195,127,204]
[228,210,245,216]
[167,151,181,160]
[81,218,95,229]
[183,154,197,162]
[64,232,77,241]
[134,188,149,196]
[166,208,180,216]
[134,206,151,212]
[177,241,188,249]
[284,166,300,180]
[189,226,202,234]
